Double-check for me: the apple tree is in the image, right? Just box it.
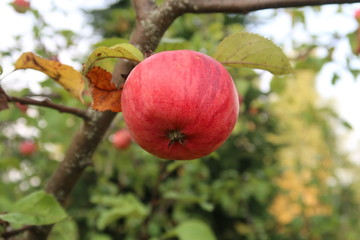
[1,0,360,240]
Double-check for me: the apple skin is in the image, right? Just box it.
[15,102,28,113]
[355,9,360,20]
[112,129,132,150]
[121,50,239,160]
[19,140,37,155]
[11,0,30,13]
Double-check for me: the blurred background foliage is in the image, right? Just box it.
[1,0,360,240]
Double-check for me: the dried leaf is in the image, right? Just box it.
[83,43,144,75]
[14,52,84,102]
[86,66,122,112]
[0,87,9,111]
[214,32,293,75]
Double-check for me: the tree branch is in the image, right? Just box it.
[2,225,33,239]
[133,0,156,19]
[24,110,117,239]
[129,0,188,52]
[6,96,90,121]
[185,0,360,13]
[129,0,360,54]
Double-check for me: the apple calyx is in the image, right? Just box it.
[167,130,185,147]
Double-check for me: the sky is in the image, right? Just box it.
[1,1,360,163]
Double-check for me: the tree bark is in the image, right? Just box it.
[22,0,360,239]
[186,0,360,13]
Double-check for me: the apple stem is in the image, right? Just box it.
[167,130,185,147]
[144,50,153,58]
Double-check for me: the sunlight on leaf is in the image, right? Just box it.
[14,52,84,102]
[86,66,122,112]
[0,190,68,226]
[83,43,144,75]
[214,32,293,75]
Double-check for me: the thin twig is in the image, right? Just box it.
[7,95,90,121]
[186,0,360,13]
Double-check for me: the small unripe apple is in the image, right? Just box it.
[121,50,239,160]
[11,0,30,13]
[19,140,37,155]
[112,129,132,150]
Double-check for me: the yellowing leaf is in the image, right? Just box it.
[213,32,293,75]
[83,43,144,75]
[14,52,84,102]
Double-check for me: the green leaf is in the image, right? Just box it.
[88,233,112,240]
[0,190,68,226]
[331,73,340,85]
[0,197,12,212]
[270,76,287,94]
[213,32,293,75]
[48,218,78,240]
[91,193,149,230]
[0,65,3,75]
[83,43,144,74]
[341,120,353,130]
[163,191,214,211]
[174,219,217,240]
[166,161,186,173]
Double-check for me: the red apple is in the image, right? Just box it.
[355,9,360,21]
[19,140,37,155]
[112,129,132,150]
[15,102,28,113]
[121,50,239,160]
[11,0,30,13]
